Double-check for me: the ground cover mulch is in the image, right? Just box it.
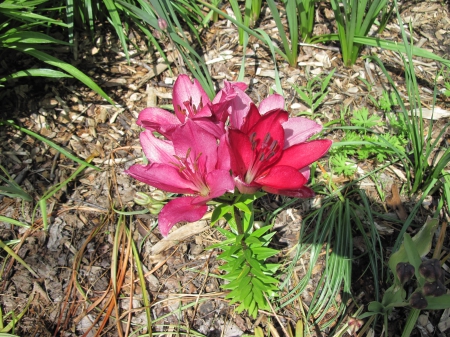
[1,1,450,336]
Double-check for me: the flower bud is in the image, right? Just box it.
[409,291,428,310]
[419,259,442,281]
[423,280,446,297]
[396,262,415,284]
[153,30,161,39]
[158,18,168,31]
[134,192,152,206]
[347,317,364,335]
[150,190,167,202]
[149,202,164,215]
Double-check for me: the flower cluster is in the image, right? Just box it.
[127,75,332,236]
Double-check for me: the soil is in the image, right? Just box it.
[1,1,450,336]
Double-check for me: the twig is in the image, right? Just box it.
[298,42,341,52]
[264,294,290,337]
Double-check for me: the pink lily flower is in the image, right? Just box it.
[126,120,234,236]
[227,103,332,197]
[137,74,224,139]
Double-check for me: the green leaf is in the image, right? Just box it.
[243,287,254,308]
[403,233,424,281]
[250,225,274,238]
[350,107,381,128]
[1,31,71,45]
[388,217,439,275]
[235,201,251,214]
[252,247,279,259]
[245,236,261,245]
[0,216,30,228]
[312,35,450,68]
[1,120,99,171]
[211,204,233,225]
[0,185,31,201]
[0,68,72,82]
[251,285,266,308]
[425,295,450,310]
[367,301,384,314]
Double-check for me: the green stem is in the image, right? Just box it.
[233,201,249,251]
[233,205,245,236]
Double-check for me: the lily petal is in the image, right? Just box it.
[137,107,180,138]
[193,118,226,139]
[255,165,307,190]
[263,185,315,198]
[249,109,288,141]
[217,134,231,171]
[299,166,310,181]
[259,94,285,115]
[234,176,260,194]
[173,75,211,122]
[213,81,253,129]
[205,169,235,197]
[276,140,332,169]
[140,130,175,164]
[126,163,197,194]
[171,119,218,173]
[158,197,208,236]
[282,117,323,148]
[228,129,254,177]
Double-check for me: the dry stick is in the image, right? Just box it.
[264,294,290,337]
[54,220,107,336]
[65,217,113,332]
[79,281,112,337]
[190,251,214,328]
[94,224,131,337]
[432,221,448,260]
[125,251,134,337]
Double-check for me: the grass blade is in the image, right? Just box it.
[1,120,99,171]
[0,240,39,278]
[10,46,114,105]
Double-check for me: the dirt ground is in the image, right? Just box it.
[1,1,450,336]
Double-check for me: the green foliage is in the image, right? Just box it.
[0,292,33,336]
[265,0,298,67]
[278,195,365,333]
[313,0,389,66]
[376,90,398,112]
[0,0,114,104]
[350,107,382,129]
[443,81,450,97]
[360,217,450,337]
[330,153,357,176]
[366,49,450,195]
[228,0,255,45]
[216,227,280,318]
[296,0,316,42]
[293,69,335,115]
[210,193,280,318]
[0,165,32,202]
[120,0,215,98]
[328,107,408,176]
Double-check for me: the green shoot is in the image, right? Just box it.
[293,69,336,115]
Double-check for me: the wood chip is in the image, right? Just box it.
[386,184,408,221]
[149,220,209,256]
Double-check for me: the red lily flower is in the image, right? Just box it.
[227,104,332,197]
[126,120,234,236]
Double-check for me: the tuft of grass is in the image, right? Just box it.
[0,0,114,104]
[119,0,215,98]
